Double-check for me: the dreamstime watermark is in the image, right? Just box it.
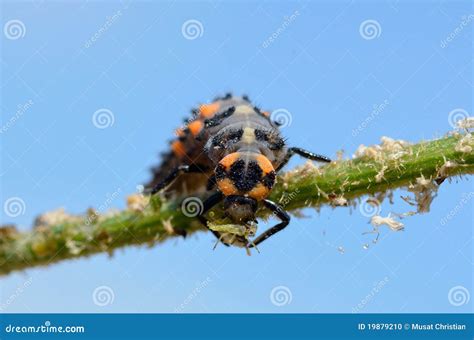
[440,14,474,49]
[262,10,300,48]
[359,19,381,40]
[448,285,470,307]
[271,189,300,218]
[270,108,292,128]
[0,99,34,134]
[174,277,212,312]
[359,198,382,218]
[279,188,300,207]
[352,276,389,313]
[92,108,115,129]
[84,188,122,225]
[3,197,26,218]
[440,191,474,226]
[92,285,115,307]
[270,285,292,307]
[181,197,204,217]
[448,108,470,129]
[84,9,124,48]
[181,19,204,40]
[5,321,85,334]
[4,19,26,40]
[0,277,33,312]
[352,99,390,137]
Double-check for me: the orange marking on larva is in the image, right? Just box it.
[171,140,186,157]
[255,154,274,174]
[188,120,204,136]
[199,102,220,118]
[262,111,270,117]
[219,152,241,169]
[248,183,270,200]
[217,178,238,196]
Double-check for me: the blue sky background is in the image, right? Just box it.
[1,0,472,313]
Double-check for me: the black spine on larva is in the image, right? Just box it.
[254,129,285,151]
[205,106,236,128]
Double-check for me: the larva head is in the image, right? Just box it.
[215,152,277,223]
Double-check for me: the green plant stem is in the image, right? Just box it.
[1,133,473,276]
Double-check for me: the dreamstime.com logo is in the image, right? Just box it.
[439,192,473,226]
[352,99,390,137]
[84,187,122,225]
[92,108,115,129]
[359,19,381,40]
[0,277,33,312]
[92,285,115,307]
[359,198,382,218]
[175,277,212,313]
[3,196,26,218]
[270,109,293,129]
[270,189,300,219]
[181,197,204,217]
[448,286,470,307]
[4,19,26,40]
[181,19,204,40]
[352,277,389,313]
[84,9,125,48]
[262,10,300,48]
[4,321,85,334]
[440,14,474,49]
[270,286,293,307]
[448,108,470,129]
[0,99,34,134]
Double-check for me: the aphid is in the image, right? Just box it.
[208,220,258,255]
[145,94,330,248]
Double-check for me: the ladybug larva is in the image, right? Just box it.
[145,94,330,249]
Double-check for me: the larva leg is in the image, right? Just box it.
[277,147,331,171]
[249,199,290,247]
[150,164,206,195]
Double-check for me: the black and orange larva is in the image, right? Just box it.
[145,94,330,248]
